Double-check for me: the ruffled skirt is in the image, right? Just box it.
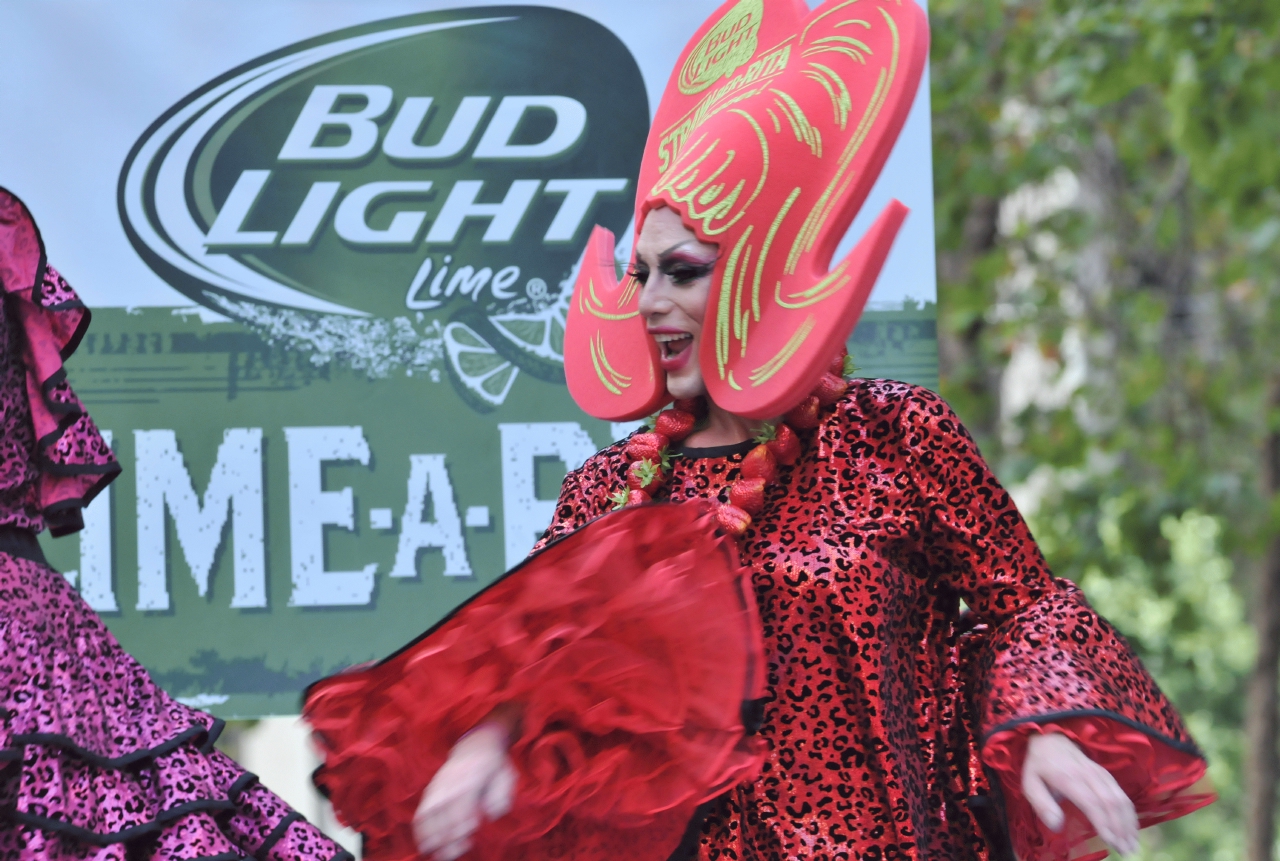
[0,549,352,861]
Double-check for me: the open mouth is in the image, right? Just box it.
[653,332,694,360]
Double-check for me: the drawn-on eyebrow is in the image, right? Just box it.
[634,240,717,271]
[656,242,716,265]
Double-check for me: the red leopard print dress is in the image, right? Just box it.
[535,380,1214,861]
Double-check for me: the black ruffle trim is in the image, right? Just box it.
[1,762,354,861]
[4,797,238,845]
[228,772,259,804]
[35,395,120,476]
[2,718,225,770]
[257,811,303,860]
[982,708,1206,759]
[13,241,121,535]
[0,748,254,848]
[40,462,120,537]
[28,236,92,360]
[39,368,80,417]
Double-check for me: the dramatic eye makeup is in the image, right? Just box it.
[629,247,717,287]
[660,251,716,285]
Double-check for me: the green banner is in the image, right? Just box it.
[38,305,935,718]
[7,2,939,718]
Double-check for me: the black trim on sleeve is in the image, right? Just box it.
[982,708,1205,759]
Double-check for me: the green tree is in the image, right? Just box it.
[929,0,1280,857]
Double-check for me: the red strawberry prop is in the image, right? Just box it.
[784,396,821,429]
[654,409,696,442]
[755,423,800,466]
[625,431,669,465]
[627,459,663,494]
[829,349,849,376]
[741,445,777,484]
[627,489,651,506]
[729,478,767,515]
[715,504,752,537]
[626,444,662,464]
[628,431,669,452]
[813,373,848,406]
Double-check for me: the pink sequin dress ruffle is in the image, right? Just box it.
[0,187,352,861]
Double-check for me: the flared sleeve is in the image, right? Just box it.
[0,188,118,536]
[891,385,1214,861]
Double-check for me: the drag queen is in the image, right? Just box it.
[0,188,352,861]
[306,1,1214,859]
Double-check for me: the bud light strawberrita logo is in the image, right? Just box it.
[119,7,647,411]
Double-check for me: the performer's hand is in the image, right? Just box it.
[1022,732,1139,857]
[414,722,517,861]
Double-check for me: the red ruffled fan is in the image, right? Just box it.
[304,502,766,861]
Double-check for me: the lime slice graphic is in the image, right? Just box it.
[443,321,519,412]
[478,289,570,383]
[491,301,566,362]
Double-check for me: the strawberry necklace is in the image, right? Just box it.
[610,349,856,538]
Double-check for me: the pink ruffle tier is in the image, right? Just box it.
[0,188,118,536]
[0,550,351,861]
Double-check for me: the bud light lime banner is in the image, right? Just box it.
[0,1,937,718]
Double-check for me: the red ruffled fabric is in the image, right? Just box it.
[0,188,118,536]
[305,502,767,861]
[984,717,1214,861]
[954,578,1213,859]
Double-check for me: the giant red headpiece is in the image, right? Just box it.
[566,0,928,420]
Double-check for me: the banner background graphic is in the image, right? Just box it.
[2,0,936,717]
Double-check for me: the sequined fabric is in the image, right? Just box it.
[0,187,352,861]
[0,549,354,861]
[536,380,1210,861]
[0,290,41,530]
[0,188,117,535]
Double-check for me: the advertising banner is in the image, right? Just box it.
[0,0,937,717]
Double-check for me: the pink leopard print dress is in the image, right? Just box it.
[0,188,351,861]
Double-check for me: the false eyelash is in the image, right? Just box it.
[664,262,716,282]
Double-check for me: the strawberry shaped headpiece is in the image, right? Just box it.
[565,0,929,419]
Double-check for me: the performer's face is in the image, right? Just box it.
[634,207,719,400]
